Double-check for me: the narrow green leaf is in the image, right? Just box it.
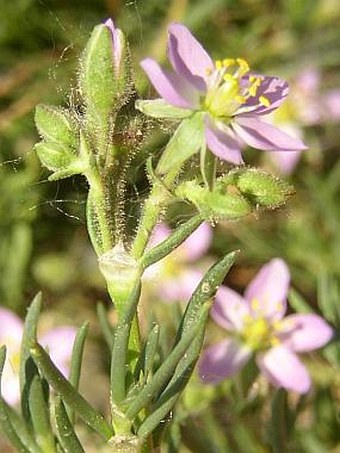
[178,251,238,338]
[96,303,115,348]
[29,375,56,453]
[125,307,208,422]
[135,99,192,119]
[55,396,84,453]
[137,329,206,439]
[65,322,89,424]
[133,324,160,381]
[138,252,237,437]
[20,293,42,424]
[0,346,30,453]
[288,288,312,314]
[156,112,205,174]
[30,342,113,441]
[141,215,203,269]
[3,402,41,453]
[270,389,289,453]
[110,282,142,405]
[69,322,89,390]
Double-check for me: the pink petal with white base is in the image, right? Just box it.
[205,118,243,164]
[244,258,290,321]
[212,286,250,331]
[167,23,213,91]
[199,338,252,383]
[141,58,199,109]
[257,345,311,393]
[233,116,307,152]
[279,314,333,352]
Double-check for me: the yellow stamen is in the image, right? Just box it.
[259,95,271,107]
[236,58,250,75]
[223,58,236,68]
[215,60,223,70]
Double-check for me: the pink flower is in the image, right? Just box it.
[143,222,212,302]
[266,68,340,174]
[0,307,76,405]
[199,259,333,393]
[140,23,306,165]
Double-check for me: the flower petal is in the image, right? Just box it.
[140,58,199,109]
[0,308,23,352]
[167,22,213,91]
[279,314,333,352]
[40,327,76,376]
[199,338,252,384]
[244,258,290,321]
[212,286,250,331]
[179,222,212,262]
[205,117,243,164]
[161,269,204,302]
[257,346,311,393]
[240,76,289,116]
[233,116,307,152]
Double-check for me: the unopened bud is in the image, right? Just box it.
[235,168,293,208]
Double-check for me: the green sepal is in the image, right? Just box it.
[80,24,118,119]
[30,342,113,441]
[35,104,78,148]
[0,346,31,453]
[156,112,204,174]
[135,99,192,119]
[140,214,203,269]
[20,293,42,425]
[28,375,56,453]
[176,180,252,222]
[55,396,85,453]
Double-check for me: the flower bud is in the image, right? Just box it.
[233,168,294,208]
[79,19,130,121]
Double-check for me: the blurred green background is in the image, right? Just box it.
[1,0,340,451]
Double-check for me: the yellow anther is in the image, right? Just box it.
[235,94,246,103]
[223,58,236,67]
[259,95,271,107]
[236,58,250,75]
[215,60,223,70]
[248,80,261,97]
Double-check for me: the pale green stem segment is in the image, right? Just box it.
[131,167,180,260]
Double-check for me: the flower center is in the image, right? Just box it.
[240,299,281,351]
[204,58,270,119]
